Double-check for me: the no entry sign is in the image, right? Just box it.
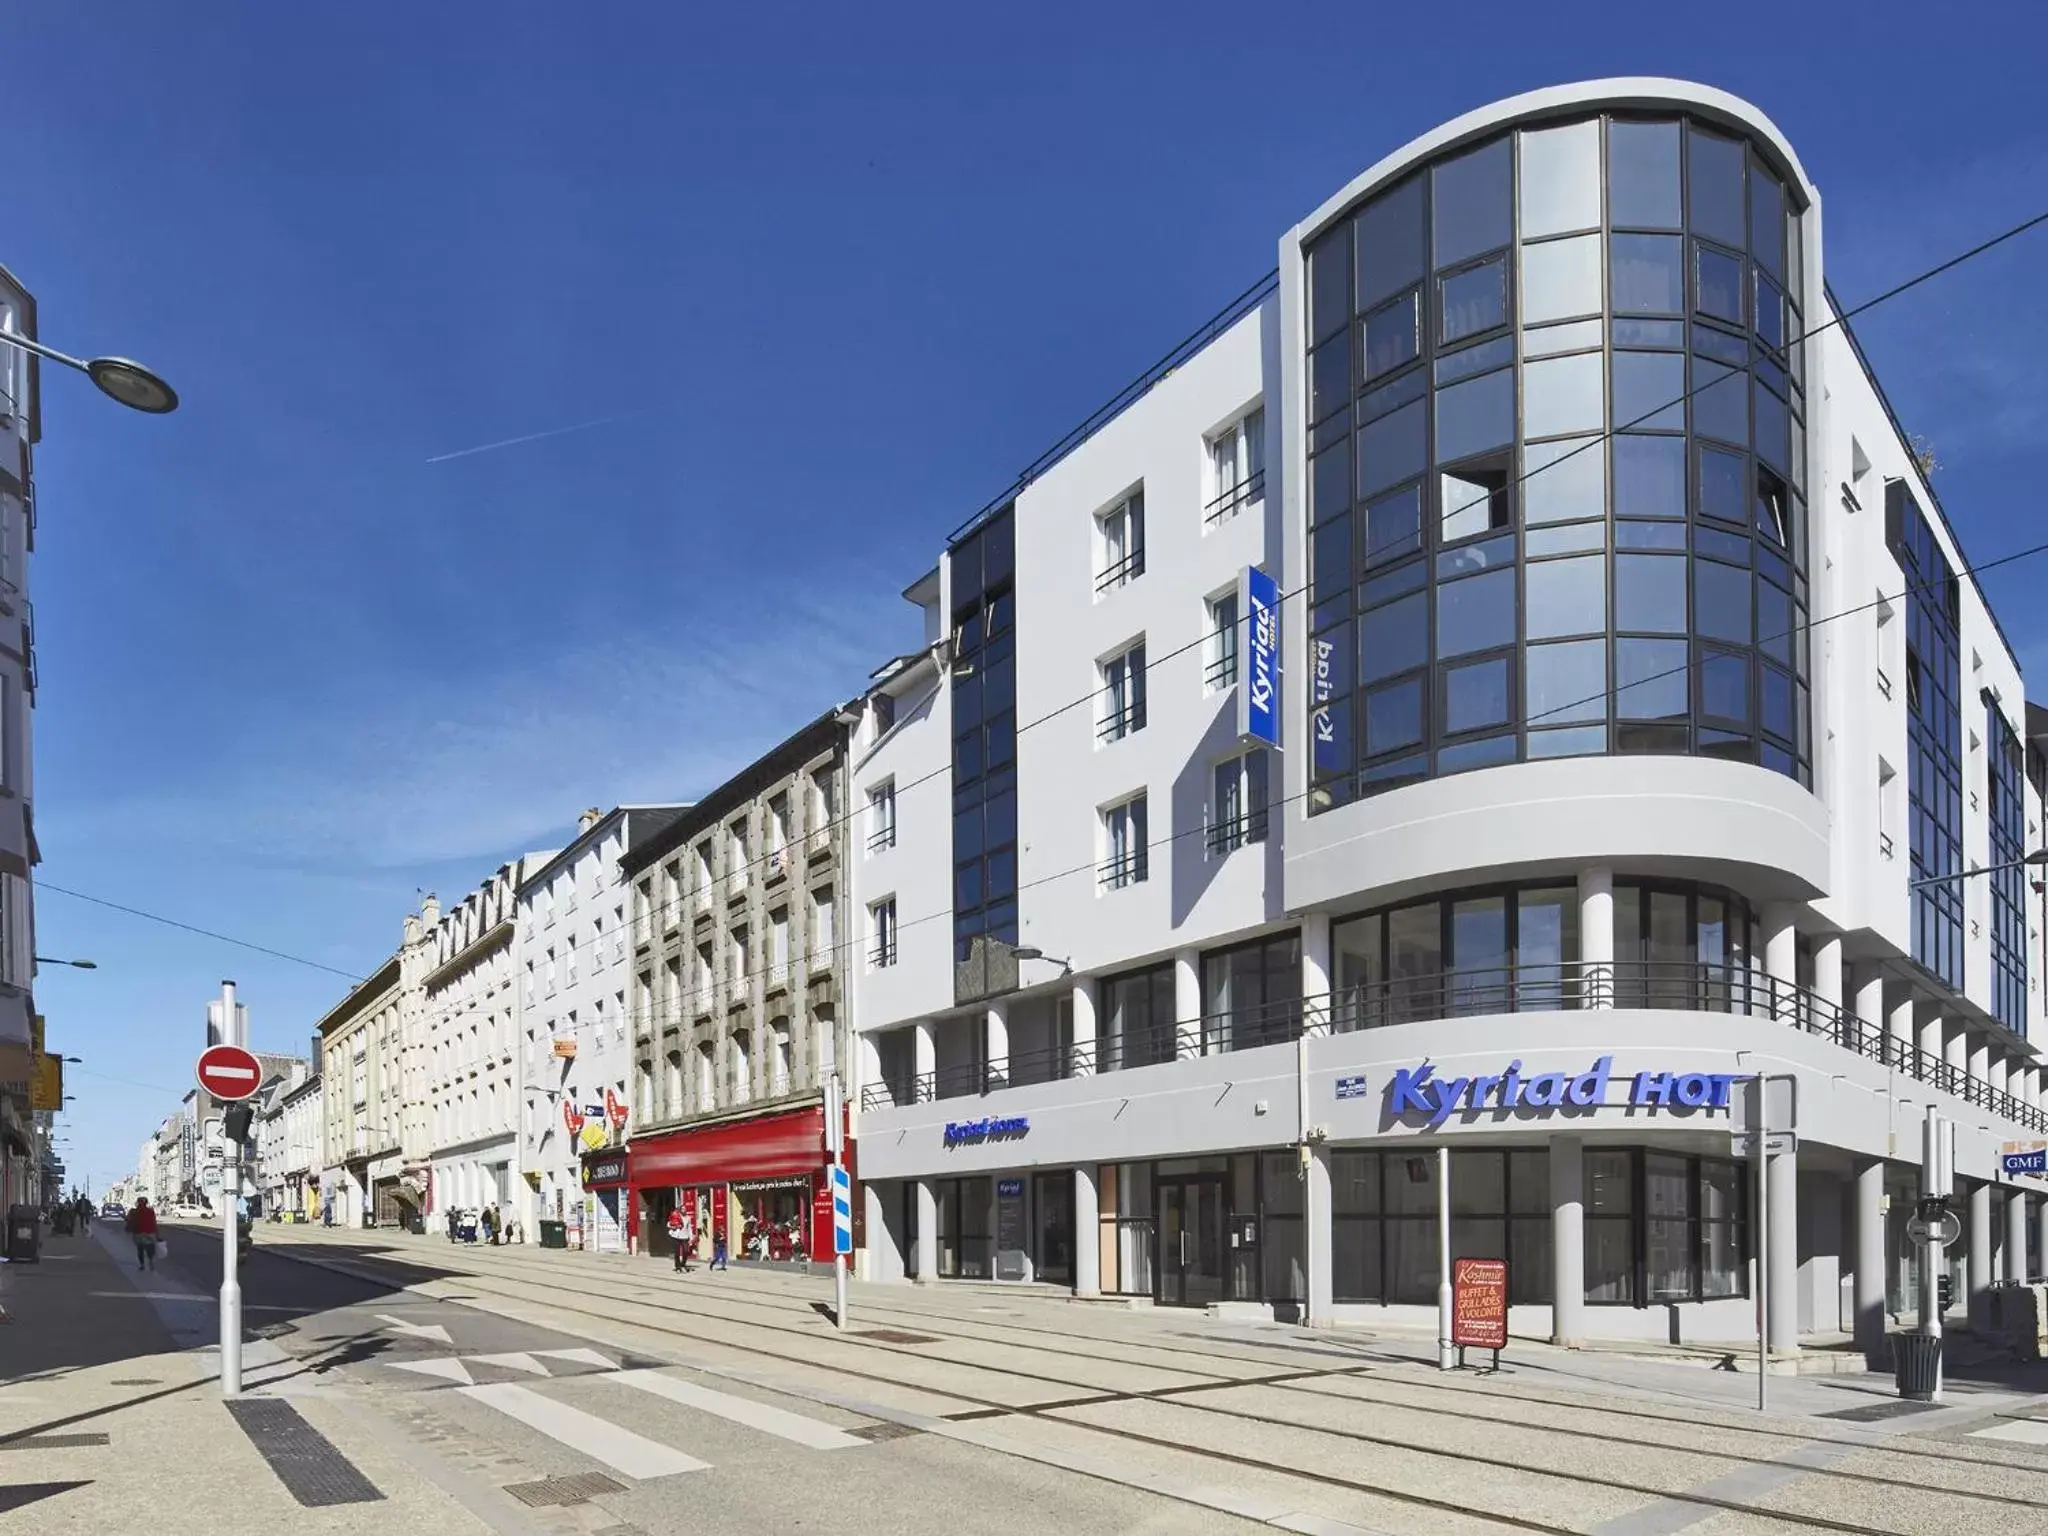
[195,1043,263,1102]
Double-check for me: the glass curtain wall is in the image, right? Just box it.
[950,509,1019,1003]
[1306,114,1810,808]
[1987,700,2028,1035]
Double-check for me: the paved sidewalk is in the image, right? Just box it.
[0,1220,494,1533]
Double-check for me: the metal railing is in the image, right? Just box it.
[1876,666,1894,700]
[870,939,898,969]
[1095,547,1145,594]
[1204,648,1238,689]
[1098,849,1148,890]
[866,822,896,854]
[855,959,2048,1133]
[1879,831,1896,860]
[1204,467,1265,528]
[1205,808,1268,855]
[1097,699,1146,743]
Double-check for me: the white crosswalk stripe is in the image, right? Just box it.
[468,1351,550,1376]
[1973,1418,2048,1444]
[605,1370,864,1449]
[459,1381,709,1478]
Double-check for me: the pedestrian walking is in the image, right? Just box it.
[711,1228,728,1271]
[667,1208,693,1272]
[125,1196,159,1271]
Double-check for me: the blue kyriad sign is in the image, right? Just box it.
[1239,565,1280,748]
[943,1115,1029,1148]
[1387,1057,1739,1128]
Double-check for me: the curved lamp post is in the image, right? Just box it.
[3,330,176,414]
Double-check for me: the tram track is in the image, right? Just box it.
[287,1236,2044,1535]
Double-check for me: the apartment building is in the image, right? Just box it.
[318,954,404,1228]
[849,78,2048,1349]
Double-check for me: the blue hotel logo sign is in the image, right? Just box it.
[1239,565,1280,749]
[943,1115,1029,1148]
[1388,1057,1738,1128]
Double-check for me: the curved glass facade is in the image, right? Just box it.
[1305,113,1810,809]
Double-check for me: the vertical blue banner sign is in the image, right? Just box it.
[1239,565,1281,748]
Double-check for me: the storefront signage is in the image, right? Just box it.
[1238,565,1280,749]
[1451,1257,1508,1351]
[563,1101,585,1136]
[2002,1142,2048,1177]
[1387,1057,1738,1128]
[579,1124,609,1152]
[995,1178,1027,1281]
[582,1152,628,1189]
[552,1038,578,1060]
[1334,1074,1368,1100]
[605,1086,628,1131]
[997,1177,1023,1197]
[943,1115,1029,1148]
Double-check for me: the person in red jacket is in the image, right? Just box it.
[124,1196,159,1271]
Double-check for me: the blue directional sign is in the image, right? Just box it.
[830,1164,853,1256]
[1239,565,1280,748]
[2003,1145,2048,1178]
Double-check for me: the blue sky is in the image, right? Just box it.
[10,2,2046,1190]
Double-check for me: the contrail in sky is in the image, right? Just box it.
[424,409,647,464]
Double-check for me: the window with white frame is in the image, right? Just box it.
[728,816,750,879]
[1208,749,1271,854]
[769,1017,792,1097]
[1096,490,1145,594]
[813,883,836,958]
[1206,591,1240,690]
[695,939,715,1008]
[1099,641,1147,743]
[812,766,838,837]
[1205,407,1265,527]
[867,780,897,853]
[731,1028,753,1104]
[769,906,790,980]
[696,1039,716,1111]
[1100,794,1150,890]
[869,896,898,968]
[564,933,578,986]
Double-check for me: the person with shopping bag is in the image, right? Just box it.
[124,1196,160,1271]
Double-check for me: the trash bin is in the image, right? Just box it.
[1894,1331,1942,1400]
[4,1204,40,1264]
[539,1220,567,1250]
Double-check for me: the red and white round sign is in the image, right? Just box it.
[195,1043,263,1102]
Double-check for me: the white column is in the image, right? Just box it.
[985,1001,1009,1089]
[1073,1164,1100,1297]
[1813,936,1843,1014]
[1767,1147,1799,1352]
[912,1018,935,1101]
[1964,1180,1993,1327]
[1070,976,1098,1077]
[1305,1143,1332,1327]
[1854,967,1887,1040]
[1945,1024,1969,1077]
[1989,1053,2010,1104]
[1761,904,1799,1024]
[1550,1136,1585,1346]
[1884,990,1914,1069]
[914,1178,938,1284]
[861,1182,892,1283]
[1918,1006,1945,1070]
[2009,1190,2029,1285]
[1967,1036,1990,1091]
[1301,911,1332,1032]
[1853,1159,1887,1354]
[1577,867,1613,1008]
[1174,948,1201,1059]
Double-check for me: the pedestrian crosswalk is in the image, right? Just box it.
[607,1369,865,1450]
[385,1346,626,1388]
[459,1381,712,1479]
[1972,1417,2048,1445]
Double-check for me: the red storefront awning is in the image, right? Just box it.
[628,1106,825,1189]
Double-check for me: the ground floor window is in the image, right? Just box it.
[936,1176,992,1279]
[1332,1148,1550,1305]
[1109,1162,1155,1295]
[1587,1148,1748,1304]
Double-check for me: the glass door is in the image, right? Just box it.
[1157,1175,1226,1306]
[1033,1171,1074,1284]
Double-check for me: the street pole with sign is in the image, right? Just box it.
[216,981,242,1396]
[1915,1105,1957,1401]
[825,1070,848,1331]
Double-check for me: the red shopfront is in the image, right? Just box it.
[626,1104,858,1263]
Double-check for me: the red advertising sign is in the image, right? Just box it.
[562,1100,585,1137]
[1451,1258,1508,1351]
[605,1086,628,1130]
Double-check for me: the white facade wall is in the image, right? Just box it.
[318,959,403,1229]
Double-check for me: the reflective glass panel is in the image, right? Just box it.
[1526,521,1606,556]
[1311,226,1352,343]
[1433,138,1512,269]
[1615,637,1689,720]
[1525,555,1605,640]
[1434,367,1514,464]
[1692,358,1748,446]
[1523,352,1604,440]
[1312,436,1350,522]
[1365,675,1425,755]
[1612,350,1686,431]
[1749,168,1785,277]
[1695,245,1745,325]
[1526,639,1607,726]
[1613,317,1685,348]
[1688,129,1747,248]
[1312,330,1351,423]
[1524,435,1606,525]
[1520,120,1601,237]
[1437,335,1514,385]
[1529,724,1607,758]
[1695,560,1752,644]
[1608,120,1682,229]
[1362,555,1427,609]
[1754,274,1785,354]
[1439,734,1516,772]
[1761,664,1794,740]
[1358,398,1426,498]
[1612,234,1683,314]
[1754,380,1790,472]
[1312,517,1352,606]
[1363,292,1419,381]
[1363,483,1423,565]
[1358,176,1426,310]
[1525,318,1603,357]
[1697,443,1746,524]
[1441,258,1507,343]
[1521,235,1601,325]
[1615,555,1687,634]
[1616,520,1687,550]
[1360,591,1428,683]
[1613,434,1685,518]
[1436,568,1516,658]
[1444,656,1512,735]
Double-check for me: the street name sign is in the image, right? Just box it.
[195,1043,263,1102]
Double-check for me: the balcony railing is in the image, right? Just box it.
[1097,699,1146,743]
[1098,848,1148,890]
[1204,648,1238,689]
[1206,806,1268,856]
[1095,548,1145,595]
[855,959,2048,1134]
[1204,467,1265,528]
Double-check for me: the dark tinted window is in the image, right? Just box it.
[1432,138,1512,268]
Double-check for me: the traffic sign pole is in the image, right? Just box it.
[825,1072,849,1332]
[218,980,242,1397]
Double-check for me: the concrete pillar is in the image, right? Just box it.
[1853,967,1887,1049]
[1070,976,1098,1077]
[1074,1164,1100,1296]
[1853,1159,1887,1354]
[1946,1025,1969,1079]
[1918,1007,1946,1072]
[1761,904,1799,1025]
[1174,948,1201,1058]
[2036,1195,2048,1284]
[1302,911,1332,1032]
[861,1182,894,1283]
[1813,936,1843,1014]
[1969,1180,1994,1325]
[913,1018,935,1102]
[914,1178,938,1284]
[2009,1190,2029,1285]
[1885,990,1916,1070]
[1968,1038,1990,1094]
[1767,1147,1799,1351]
[1550,1135,1585,1346]
[1989,1053,2009,1104]
[1577,867,1613,1008]
[1305,1143,1333,1327]
[985,1001,1009,1089]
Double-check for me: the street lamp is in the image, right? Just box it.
[1,330,177,414]
[1909,849,2048,889]
[1012,947,1074,974]
[35,957,96,969]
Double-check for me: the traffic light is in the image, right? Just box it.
[222,1104,255,1145]
[1938,1274,1954,1312]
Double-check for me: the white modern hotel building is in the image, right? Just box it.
[846,79,2048,1348]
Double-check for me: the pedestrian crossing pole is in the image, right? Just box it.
[825,1071,848,1332]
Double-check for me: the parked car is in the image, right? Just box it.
[166,1203,210,1220]
[100,1203,123,1220]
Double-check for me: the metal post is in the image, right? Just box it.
[826,1070,847,1332]
[219,979,242,1398]
[1755,1101,1768,1413]
[1436,1144,1453,1370]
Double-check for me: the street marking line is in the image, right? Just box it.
[376,1313,453,1344]
[1975,1419,2048,1444]
[607,1370,863,1449]
[390,1358,476,1386]
[457,1382,707,1479]
[469,1352,550,1377]
[532,1347,616,1371]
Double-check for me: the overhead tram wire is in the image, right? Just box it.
[520,201,2048,991]
[42,209,2048,1008]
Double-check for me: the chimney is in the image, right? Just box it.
[421,892,440,926]
[578,807,603,834]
